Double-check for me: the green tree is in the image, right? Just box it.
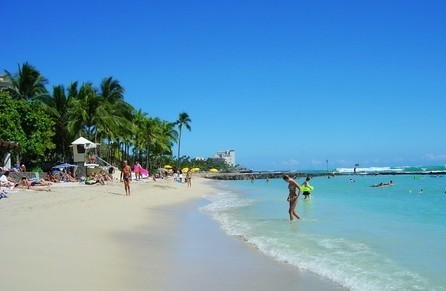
[39,84,73,161]
[4,62,48,100]
[0,92,55,164]
[131,109,148,163]
[145,118,176,170]
[67,79,133,162]
[68,82,101,140]
[0,92,26,143]
[100,76,125,103]
[175,112,191,168]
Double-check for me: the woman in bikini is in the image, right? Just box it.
[283,175,302,221]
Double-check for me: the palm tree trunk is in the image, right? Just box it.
[177,129,182,168]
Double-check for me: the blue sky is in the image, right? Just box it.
[3,0,446,170]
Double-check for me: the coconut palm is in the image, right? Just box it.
[68,82,101,140]
[39,84,73,161]
[4,62,48,100]
[175,112,191,168]
[67,80,133,144]
[98,77,132,159]
[146,118,177,169]
[100,76,125,102]
[132,109,149,163]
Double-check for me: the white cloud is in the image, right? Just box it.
[424,153,446,161]
[282,159,300,166]
[311,159,324,165]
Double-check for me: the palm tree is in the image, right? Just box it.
[145,118,176,170]
[132,109,149,163]
[4,62,48,100]
[98,77,133,160]
[100,76,125,102]
[39,84,73,161]
[67,82,101,140]
[175,112,191,168]
[67,81,133,143]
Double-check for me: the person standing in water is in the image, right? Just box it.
[302,176,312,200]
[120,160,132,196]
[283,175,302,221]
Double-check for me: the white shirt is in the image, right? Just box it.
[1,174,9,183]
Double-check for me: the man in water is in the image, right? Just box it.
[283,175,302,221]
[120,160,132,196]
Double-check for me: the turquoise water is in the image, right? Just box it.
[201,174,446,291]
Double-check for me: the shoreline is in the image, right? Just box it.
[0,177,345,290]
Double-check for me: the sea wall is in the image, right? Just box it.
[202,172,336,181]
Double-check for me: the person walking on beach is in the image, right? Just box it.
[120,160,132,196]
[133,161,141,181]
[283,175,302,221]
[185,169,192,187]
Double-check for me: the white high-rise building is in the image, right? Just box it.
[214,150,236,166]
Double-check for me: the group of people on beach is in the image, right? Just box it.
[119,160,194,196]
[1,171,53,198]
[282,175,313,221]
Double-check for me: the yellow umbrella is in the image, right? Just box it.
[182,167,189,173]
[191,167,200,172]
[209,168,218,173]
[164,165,172,169]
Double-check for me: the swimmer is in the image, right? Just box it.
[302,176,312,200]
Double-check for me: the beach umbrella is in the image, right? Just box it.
[54,163,76,168]
[164,165,172,169]
[182,167,189,173]
[191,167,200,172]
[52,163,77,173]
[209,168,218,173]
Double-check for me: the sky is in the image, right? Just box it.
[3,0,446,171]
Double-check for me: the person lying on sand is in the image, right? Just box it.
[15,177,51,191]
[0,171,16,189]
[30,178,52,186]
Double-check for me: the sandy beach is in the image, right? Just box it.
[0,177,345,291]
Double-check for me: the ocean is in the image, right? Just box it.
[200,168,446,291]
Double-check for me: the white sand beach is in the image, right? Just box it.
[0,177,344,291]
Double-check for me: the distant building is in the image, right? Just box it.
[213,150,236,167]
[0,74,12,92]
[193,157,206,161]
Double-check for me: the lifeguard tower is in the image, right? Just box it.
[71,137,100,177]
